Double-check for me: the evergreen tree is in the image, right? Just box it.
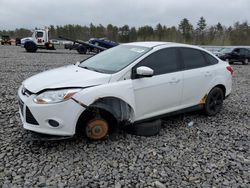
[155,23,163,41]
[196,16,207,44]
[1,19,250,45]
[178,18,194,43]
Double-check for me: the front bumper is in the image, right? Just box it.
[17,86,85,136]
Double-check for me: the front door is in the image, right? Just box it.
[132,47,183,121]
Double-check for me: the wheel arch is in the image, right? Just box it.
[24,40,36,48]
[24,40,37,52]
[210,84,226,99]
[75,96,135,135]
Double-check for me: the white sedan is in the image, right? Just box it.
[18,42,233,140]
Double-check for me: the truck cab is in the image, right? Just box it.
[24,28,55,53]
[32,30,48,46]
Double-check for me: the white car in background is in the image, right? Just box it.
[20,37,33,47]
[18,42,233,140]
[50,39,61,45]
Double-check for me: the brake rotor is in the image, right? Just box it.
[85,119,109,140]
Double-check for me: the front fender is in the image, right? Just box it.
[72,79,136,121]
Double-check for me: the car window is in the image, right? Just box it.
[36,32,43,38]
[240,48,249,55]
[234,49,240,53]
[135,48,180,75]
[202,52,218,65]
[220,48,233,53]
[180,48,207,69]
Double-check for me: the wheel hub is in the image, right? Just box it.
[93,126,101,134]
[86,119,109,140]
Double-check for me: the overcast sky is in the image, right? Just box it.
[0,0,249,30]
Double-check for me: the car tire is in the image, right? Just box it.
[25,42,37,53]
[85,118,109,140]
[126,119,162,136]
[204,87,224,116]
[243,58,249,65]
[77,46,87,54]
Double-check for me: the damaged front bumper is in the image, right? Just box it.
[23,130,74,141]
[17,87,84,136]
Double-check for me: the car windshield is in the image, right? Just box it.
[220,48,233,53]
[79,45,151,74]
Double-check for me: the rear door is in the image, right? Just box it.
[180,48,217,108]
[132,47,183,121]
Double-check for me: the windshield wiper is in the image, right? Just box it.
[80,66,104,73]
[80,66,89,70]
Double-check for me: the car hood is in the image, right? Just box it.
[23,65,111,93]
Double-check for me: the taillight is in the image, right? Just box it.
[226,66,234,76]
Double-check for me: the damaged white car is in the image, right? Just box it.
[18,42,233,140]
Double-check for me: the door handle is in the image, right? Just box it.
[169,78,180,84]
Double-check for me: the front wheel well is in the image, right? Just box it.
[75,108,118,136]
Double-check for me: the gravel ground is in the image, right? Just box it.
[0,45,249,187]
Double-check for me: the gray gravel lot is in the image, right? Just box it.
[0,45,249,187]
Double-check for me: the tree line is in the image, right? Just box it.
[1,17,250,45]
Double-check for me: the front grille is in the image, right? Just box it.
[18,98,24,116]
[26,107,39,125]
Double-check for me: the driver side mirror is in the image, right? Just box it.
[135,66,154,78]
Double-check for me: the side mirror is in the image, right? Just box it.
[75,61,80,66]
[136,66,154,78]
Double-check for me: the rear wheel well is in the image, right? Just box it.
[212,84,226,99]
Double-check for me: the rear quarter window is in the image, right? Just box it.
[202,52,218,65]
[180,48,207,70]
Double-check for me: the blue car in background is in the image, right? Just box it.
[60,36,119,54]
[88,38,119,49]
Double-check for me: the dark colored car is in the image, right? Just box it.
[217,47,250,65]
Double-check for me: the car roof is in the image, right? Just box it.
[125,41,202,49]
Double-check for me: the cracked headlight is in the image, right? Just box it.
[34,89,82,104]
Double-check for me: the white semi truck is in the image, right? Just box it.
[23,28,55,52]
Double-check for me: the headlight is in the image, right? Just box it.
[34,89,82,104]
